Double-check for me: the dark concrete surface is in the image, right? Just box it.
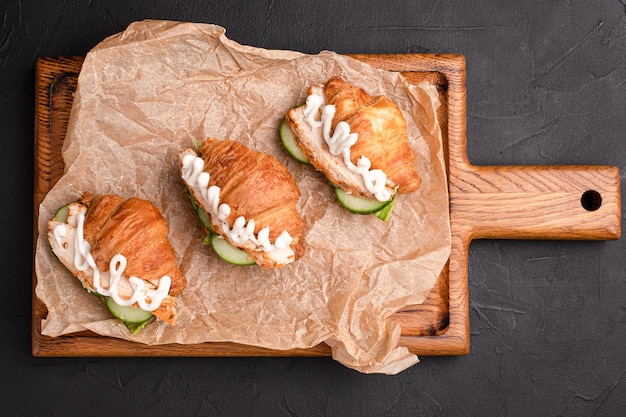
[1,1,625,416]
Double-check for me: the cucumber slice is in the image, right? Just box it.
[188,190,199,211]
[334,187,391,215]
[187,189,217,234]
[89,292,152,334]
[196,206,217,234]
[53,204,69,223]
[280,117,310,164]
[210,234,256,266]
[104,296,153,334]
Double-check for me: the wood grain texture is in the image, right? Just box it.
[32,54,621,358]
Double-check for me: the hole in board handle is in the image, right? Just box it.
[581,190,602,211]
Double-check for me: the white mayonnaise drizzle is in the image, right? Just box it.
[54,210,171,312]
[53,223,67,247]
[304,92,391,202]
[181,153,294,254]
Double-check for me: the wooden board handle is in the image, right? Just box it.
[450,163,622,240]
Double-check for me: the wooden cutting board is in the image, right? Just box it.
[32,55,621,357]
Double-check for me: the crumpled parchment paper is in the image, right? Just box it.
[34,20,451,374]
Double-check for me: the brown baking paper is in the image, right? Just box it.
[34,20,450,374]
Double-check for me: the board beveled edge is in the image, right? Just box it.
[32,54,470,357]
[348,53,471,356]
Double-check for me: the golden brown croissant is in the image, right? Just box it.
[285,76,421,202]
[179,138,304,268]
[47,192,187,327]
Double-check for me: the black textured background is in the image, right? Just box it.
[2,1,625,416]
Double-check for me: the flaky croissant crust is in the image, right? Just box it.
[81,192,187,298]
[323,76,422,194]
[199,138,304,245]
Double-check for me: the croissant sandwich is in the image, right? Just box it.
[281,76,422,220]
[47,192,187,333]
[179,138,305,268]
